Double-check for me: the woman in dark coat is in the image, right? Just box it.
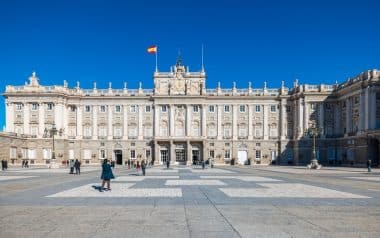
[101,159,114,191]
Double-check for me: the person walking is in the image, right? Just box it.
[127,159,131,169]
[69,159,75,174]
[166,159,170,169]
[367,159,372,172]
[1,159,5,171]
[202,159,205,169]
[74,159,81,175]
[100,159,114,191]
[141,160,146,176]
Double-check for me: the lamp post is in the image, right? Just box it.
[307,124,322,169]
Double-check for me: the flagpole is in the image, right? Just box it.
[155,47,158,72]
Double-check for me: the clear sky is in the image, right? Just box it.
[0,0,379,130]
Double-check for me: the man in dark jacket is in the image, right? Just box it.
[367,159,372,172]
[141,160,146,176]
[74,159,81,175]
[166,159,170,169]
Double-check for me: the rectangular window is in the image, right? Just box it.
[100,149,106,159]
[209,105,215,113]
[100,105,106,112]
[224,150,231,159]
[115,105,121,112]
[146,150,151,159]
[161,105,167,112]
[130,105,136,112]
[255,105,261,112]
[130,150,136,159]
[271,105,277,112]
[193,105,199,112]
[47,103,53,111]
[85,105,91,112]
[31,103,38,111]
[43,148,52,159]
[28,149,36,159]
[145,105,151,112]
[16,104,22,111]
[286,106,291,112]
[10,147,17,159]
[239,105,246,112]
[84,150,91,160]
[224,105,230,112]
[255,150,261,160]
[209,150,215,158]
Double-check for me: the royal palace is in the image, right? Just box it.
[1,58,379,167]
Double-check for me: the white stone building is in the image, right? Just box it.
[1,58,379,166]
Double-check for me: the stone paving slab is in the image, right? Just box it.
[0,176,37,181]
[346,176,380,182]
[165,179,226,186]
[220,183,370,198]
[200,175,282,182]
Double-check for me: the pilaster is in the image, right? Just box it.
[23,103,30,134]
[232,104,238,140]
[263,104,268,140]
[38,103,45,138]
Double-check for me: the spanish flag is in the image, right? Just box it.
[147,45,157,54]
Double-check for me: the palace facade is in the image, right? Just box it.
[1,58,380,166]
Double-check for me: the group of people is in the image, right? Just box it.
[68,159,81,174]
[1,159,8,170]
[21,160,29,168]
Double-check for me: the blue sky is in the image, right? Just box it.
[0,0,379,129]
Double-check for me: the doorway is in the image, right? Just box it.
[192,150,200,165]
[160,149,169,164]
[114,150,122,165]
[237,150,247,165]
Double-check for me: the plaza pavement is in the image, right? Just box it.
[0,165,379,238]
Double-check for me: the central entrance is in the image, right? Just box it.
[114,150,123,165]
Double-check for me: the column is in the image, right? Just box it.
[107,105,113,140]
[55,103,64,131]
[202,105,207,137]
[186,105,191,136]
[76,105,82,139]
[23,103,30,134]
[364,87,369,130]
[138,105,143,140]
[319,102,324,137]
[303,101,309,133]
[217,105,222,140]
[333,103,341,135]
[123,105,128,140]
[187,140,191,165]
[370,89,377,129]
[358,89,365,132]
[346,98,350,135]
[154,104,159,136]
[280,99,286,140]
[170,140,175,162]
[62,105,68,138]
[93,105,98,139]
[6,101,14,133]
[298,99,304,138]
[170,105,175,136]
[248,104,253,140]
[293,100,298,139]
[38,102,45,138]
[232,105,238,140]
[154,141,159,165]
[203,140,207,161]
[263,104,268,140]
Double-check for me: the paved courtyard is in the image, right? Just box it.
[1,165,380,238]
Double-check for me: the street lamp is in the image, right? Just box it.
[307,124,322,169]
